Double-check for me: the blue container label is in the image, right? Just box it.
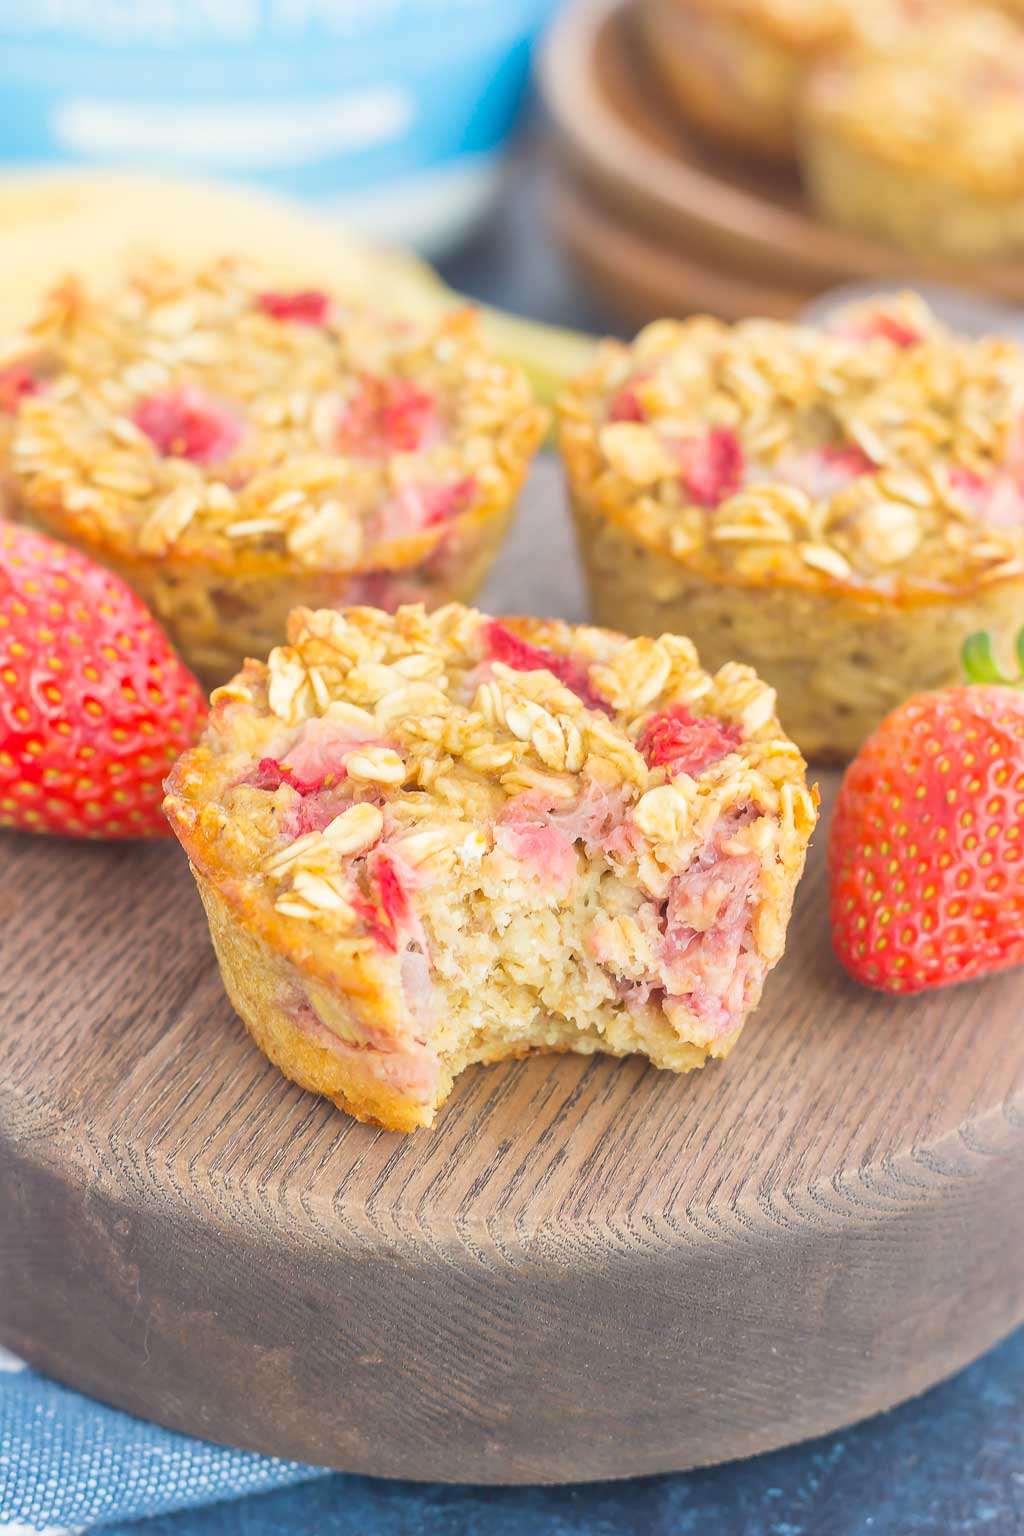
[0,1,554,196]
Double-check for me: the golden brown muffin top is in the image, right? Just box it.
[7,259,546,572]
[558,296,1024,599]
[165,604,814,977]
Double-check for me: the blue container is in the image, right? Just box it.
[0,0,555,253]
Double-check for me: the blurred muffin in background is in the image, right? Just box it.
[558,298,1024,761]
[11,261,547,686]
[635,0,924,164]
[800,10,1024,261]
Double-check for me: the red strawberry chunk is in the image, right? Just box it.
[485,620,611,714]
[0,364,41,414]
[247,756,343,797]
[773,441,876,501]
[497,807,577,894]
[257,289,331,325]
[638,704,741,778]
[849,311,922,349]
[820,442,876,479]
[246,717,387,805]
[421,475,475,526]
[249,757,293,792]
[279,793,354,840]
[337,376,438,457]
[376,854,410,933]
[677,428,744,508]
[353,850,426,954]
[133,385,242,465]
[374,475,475,542]
[950,466,986,499]
[608,382,645,422]
[948,466,1024,529]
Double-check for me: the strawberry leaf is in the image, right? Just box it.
[961,629,1024,687]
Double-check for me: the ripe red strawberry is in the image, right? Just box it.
[0,524,206,838]
[829,631,1024,993]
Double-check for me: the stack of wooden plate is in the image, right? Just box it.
[540,0,1024,326]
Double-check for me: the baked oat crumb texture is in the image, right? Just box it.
[165,604,816,1131]
[558,297,1024,597]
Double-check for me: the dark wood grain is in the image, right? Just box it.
[547,168,809,328]
[2,767,1023,1484]
[540,0,1024,324]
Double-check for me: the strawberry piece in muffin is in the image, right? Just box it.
[675,427,744,509]
[638,703,741,777]
[0,364,41,415]
[133,385,242,465]
[257,289,331,325]
[337,376,439,458]
[165,603,816,1131]
[484,618,612,714]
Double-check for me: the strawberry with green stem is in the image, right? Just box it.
[829,628,1024,993]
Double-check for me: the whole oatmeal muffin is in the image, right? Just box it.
[559,297,1024,762]
[9,262,546,686]
[800,10,1024,261]
[636,0,922,163]
[164,603,816,1132]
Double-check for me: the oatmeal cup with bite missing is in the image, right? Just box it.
[11,261,546,686]
[164,602,816,1132]
[559,296,1024,761]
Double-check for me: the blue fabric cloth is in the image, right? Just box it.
[2,1329,1023,1536]
[0,1353,325,1533]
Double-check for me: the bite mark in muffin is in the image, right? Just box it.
[165,603,816,1131]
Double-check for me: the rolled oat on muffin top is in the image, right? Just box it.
[165,602,815,1132]
[559,299,1024,760]
[8,260,547,685]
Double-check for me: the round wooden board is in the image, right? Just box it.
[2,783,1024,1483]
[1,458,1023,1485]
[546,166,811,328]
[540,0,1024,323]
